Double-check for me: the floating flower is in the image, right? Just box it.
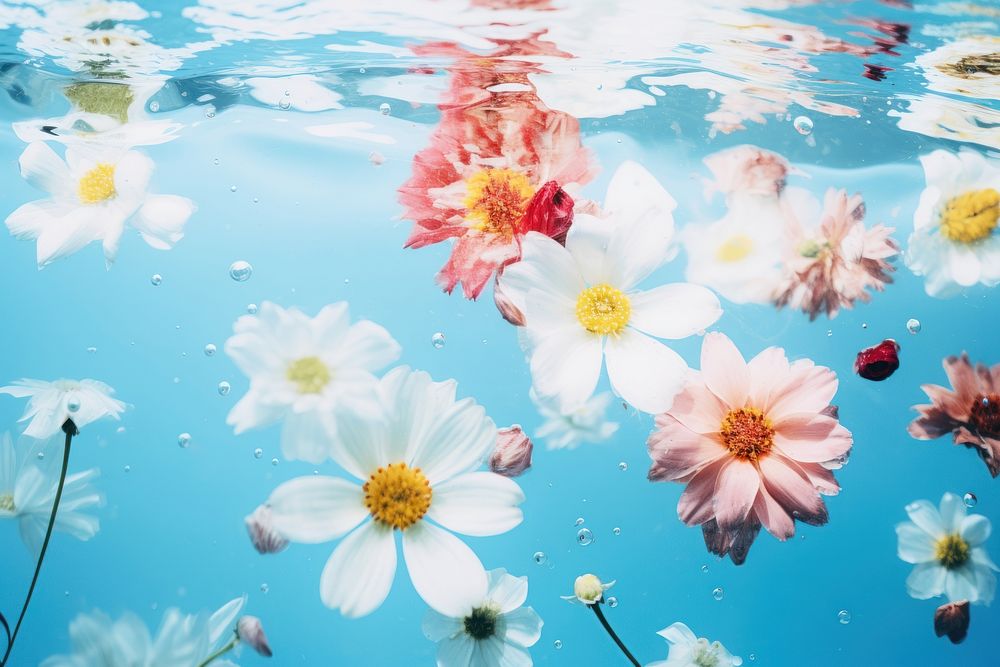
[647,332,852,564]
[532,389,619,451]
[5,142,195,267]
[934,600,970,644]
[489,425,533,477]
[648,622,739,667]
[245,504,289,554]
[914,36,1000,101]
[0,433,102,554]
[774,188,898,319]
[891,95,1000,152]
[563,573,614,605]
[422,568,542,667]
[905,149,1000,297]
[854,339,901,381]
[702,145,789,199]
[0,378,125,439]
[263,367,524,618]
[498,161,722,414]
[224,301,400,464]
[237,615,273,657]
[896,492,997,604]
[909,352,1000,477]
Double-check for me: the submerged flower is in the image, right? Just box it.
[423,568,542,667]
[908,353,1000,477]
[775,188,898,319]
[0,433,102,554]
[237,615,273,657]
[533,389,619,451]
[934,600,971,644]
[703,145,789,199]
[854,339,901,381]
[5,142,195,267]
[905,149,1000,297]
[498,161,722,414]
[489,425,533,477]
[245,504,289,554]
[648,622,738,667]
[647,333,852,564]
[0,378,125,439]
[896,493,997,604]
[224,301,400,464]
[564,573,615,605]
[264,367,524,617]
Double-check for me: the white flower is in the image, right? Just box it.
[532,389,618,451]
[914,36,1000,101]
[224,301,401,464]
[0,378,125,438]
[890,95,1000,152]
[562,573,614,605]
[5,142,195,267]
[648,622,738,667]
[12,110,181,148]
[896,492,998,604]
[41,596,246,667]
[905,149,1000,297]
[423,568,542,667]
[0,433,102,554]
[498,161,722,414]
[264,367,524,618]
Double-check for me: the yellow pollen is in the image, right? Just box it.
[286,356,330,394]
[0,492,14,512]
[715,234,754,262]
[463,168,535,236]
[939,188,999,244]
[935,533,971,569]
[363,462,432,530]
[720,407,774,461]
[77,163,116,204]
[575,284,631,336]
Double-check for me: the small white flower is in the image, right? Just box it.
[423,568,542,667]
[532,389,618,451]
[0,433,102,554]
[905,149,1000,297]
[561,573,614,605]
[498,161,722,415]
[0,378,125,439]
[5,141,195,267]
[264,367,524,618]
[224,300,401,464]
[896,492,998,604]
[648,622,738,667]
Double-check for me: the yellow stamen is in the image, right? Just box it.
[286,356,330,394]
[939,188,999,244]
[720,407,774,461]
[935,533,971,569]
[463,168,535,236]
[77,163,116,204]
[715,234,754,262]
[363,462,432,530]
[575,284,631,336]
[0,493,14,512]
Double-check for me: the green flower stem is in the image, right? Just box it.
[589,601,640,667]
[196,634,239,667]
[1,419,77,667]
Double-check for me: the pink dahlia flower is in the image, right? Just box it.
[703,145,790,199]
[647,332,853,564]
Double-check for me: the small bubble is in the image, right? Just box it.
[36,452,44,460]
[260,583,269,593]
[906,318,921,334]
[613,527,621,536]
[278,99,291,110]
[213,158,220,166]
[532,551,547,565]
[576,528,594,546]
[749,655,756,662]
[379,102,391,115]
[150,274,163,286]
[253,448,263,459]
[359,67,366,74]
[229,261,253,282]
[553,640,563,650]
[712,587,724,601]
[247,303,258,314]
[574,517,585,526]
[117,426,126,434]
[271,457,279,466]
[431,332,446,349]
[177,433,191,448]
[172,377,181,384]
[368,151,385,166]
[206,111,216,118]
[607,596,618,608]
[67,398,80,413]
[861,322,868,329]
[204,344,217,356]
[826,330,833,337]
[149,101,160,112]
[229,185,238,193]
[838,609,851,625]
[793,115,814,135]
[964,492,978,508]
[123,464,131,473]
[217,381,231,396]
[618,461,628,471]
[701,564,709,573]
[86,346,97,354]
[733,658,744,667]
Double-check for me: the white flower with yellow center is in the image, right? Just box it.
[896,492,998,604]
[0,378,125,439]
[532,389,618,451]
[264,367,524,618]
[498,161,722,415]
[648,622,739,667]
[5,141,195,267]
[225,301,400,464]
[905,149,1000,297]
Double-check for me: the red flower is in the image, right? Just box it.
[854,339,900,381]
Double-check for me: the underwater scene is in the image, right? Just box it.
[0,0,998,665]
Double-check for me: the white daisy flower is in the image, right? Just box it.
[914,36,1000,101]
[896,492,998,604]
[648,622,739,667]
[5,141,195,267]
[532,389,618,451]
[264,367,524,618]
[0,433,102,554]
[422,568,542,667]
[905,149,1000,297]
[0,378,125,439]
[224,301,401,464]
[498,161,722,415]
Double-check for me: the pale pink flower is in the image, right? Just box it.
[489,425,533,477]
[245,504,288,555]
[703,145,790,199]
[647,332,852,564]
[237,615,273,657]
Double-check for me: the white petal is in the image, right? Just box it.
[403,521,487,617]
[628,283,722,339]
[904,500,945,538]
[410,397,496,486]
[19,142,71,197]
[605,329,687,414]
[565,214,615,285]
[939,492,967,533]
[896,522,937,564]
[208,597,245,644]
[326,319,401,371]
[279,410,338,464]
[656,622,697,647]
[502,606,543,649]
[527,326,603,414]
[603,161,676,235]
[486,569,528,614]
[131,194,194,250]
[266,476,366,543]
[947,244,982,287]
[428,473,524,537]
[906,563,947,599]
[113,150,153,203]
[499,232,584,306]
[944,567,979,604]
[436,634,475,667]
[961,514,991,547]
[422,609,462,642]
[320,521,397,617]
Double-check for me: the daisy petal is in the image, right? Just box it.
[700,332,749,408]
[628,283,722,339]
[427,472,524,537]
[403,522,488,617]
[319,521,397,617]
[266,476,366,542]
[605,328,688,414]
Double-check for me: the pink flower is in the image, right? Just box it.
[237,615,273,657]
[774,188,898,320]
[908,353,1000,478]
[647,332,852,564]
[934,600,970,644]
[703,145,790,199]
[245,504,289,555]
[490,425,533,477]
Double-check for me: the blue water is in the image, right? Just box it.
[0,1,998,665]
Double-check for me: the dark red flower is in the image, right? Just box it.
[934,600,970,644]
[854,339,900,381]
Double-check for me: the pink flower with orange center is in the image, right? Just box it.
[647,332,852,564]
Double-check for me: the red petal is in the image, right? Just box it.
[519,180,574,244]
[854,339,900,381]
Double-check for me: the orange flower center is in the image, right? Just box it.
[969,393,1000,435]
[463,168,535,237]
[720,407,774,461]
[362,462,432,530]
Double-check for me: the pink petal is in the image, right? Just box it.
[702,517,761,565]
[773,414,853,463]
[714,460,760,530]
[678,456,728,526]
[797,462,841,495]
[765,359,838,421]
[747,346,789,409]
[664,381,728,435]
[700,332,749,408]
[758,455,828,526]
[753,485,796,540]
[647,416,726,482]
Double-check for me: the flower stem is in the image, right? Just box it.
[589,602,640,667]
[196,635,239,667]
[1,419,77,667]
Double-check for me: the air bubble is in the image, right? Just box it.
[793,115,813,135]
[149,101,160,112]
[150,274,163,286]
[229,261,253,282]
[229,185,238,193]
[177,433,191,448]
[431,332,446,349]
[607,597,618,608]
[86,346,97,354]
[906,318,921,334]
[576,528,594,546]
[36,452,44,460]
[613,527,621,536]
[204,344,217,356]
[964,492,978,508]
[838,609,851,625]
[618,461,628,471]
[553,640,563,649]
[260,583,269,593]
[213,158,220,166]
[278,99,291,110]
[701,564,709,573]
[574,517,585,526]
[67,398,80,413]
[712,587,724,600]
[123,465,131,472]
[247,303,258,314]
[271,457,279,466]
[532,551,547,565]
[379,102,391,115]
[218,381,231,396]
[253,448,263,459]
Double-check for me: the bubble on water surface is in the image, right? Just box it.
[229,261,253,282]
[576,528,594,546]
[964,492,978,508]
[607,597,618,608]
[253,448,263,459]
[749,655,756,662]
[204,344,217,356]
[793,115,813,135]
[150,274,162,286]
[177,433,191,448]
[218,381,231,396]
[431,332,446,349]
[838,610,851,624]
[553,640,563,649]
[712,587,724,600]
[906,318,921,333]
[149,100,159,112]
[379,102,391,115]
[532,551,547,565]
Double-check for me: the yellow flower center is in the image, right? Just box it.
[939,188,999,244]
[575,284,631,336]
[935,533,971,569]
[720,407,774,461]
[77,163,117,204]
[0,493,14,512]
[286,356,330,394]
[464,168,535,237]
[363,462,432,530]
[715,234,754,262]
